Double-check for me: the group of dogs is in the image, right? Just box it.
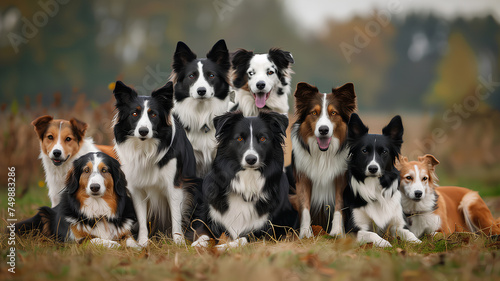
[16,39,500,249]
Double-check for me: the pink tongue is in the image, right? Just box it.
[317,137,331,150]
[255,94,267,108]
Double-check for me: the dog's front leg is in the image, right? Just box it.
[329,176,346,237]
[357,230,392,247]
[390,225,421,244]
[296,175,313,238]
[170,187,186,245]
[130,189,149,247]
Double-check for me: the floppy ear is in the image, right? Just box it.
[231,49,254,88]
[113,81,138,106]
[268,48,294,70]
[294,82,319,116]
[173,41,197,73]
[259,111,289,139]
[347,113,369,141]
[332,83,357,122]
[152,81,175,114]
[382,115,404,144]
[65,167,80,195]
[419,154,440,171]
[207,39,230,71]
[32,115,53,139]
[110,159,127,197]
[69,118,88,143]
[214,111,244,139]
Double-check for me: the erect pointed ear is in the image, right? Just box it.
[332,83,357,121]
[173,41,197,72]
[294,82,318,99]
[231,49,254,88]
[259,111,289,139]
[207,39,230,71]
[382,115,403,144]
[113,81,137,105]
[69,118,88,142]
[268,48,294,70]
[152,81,174,113]
[395,155,409,170]
[32,115,53,139]
[213,111,244,139]
[419,154,440,170]
[347,113,369,140]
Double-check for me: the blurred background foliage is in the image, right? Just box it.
[0,0,499,195]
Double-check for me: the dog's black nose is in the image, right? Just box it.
[197,87,206,96]
[245,155,258,165]
[319,126,329,135]
[414,190,423,198]
[368,165,378,174]
[53,150,62,158]
[139,127,149,137]
[256,81,266,90]
[90,183,100,193]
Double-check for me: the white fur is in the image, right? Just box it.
[134,101,153,139]
[66,217,135,242]
[233,54,292,116]
[292,123,348,238]
[115,114,186,247]
[209,171,269,240]
[350,177,421,247]
[191,234,211,248]
[215,237,248,251]
[366,151,382,177]
[41,137,101,207]
[173,93,229,177]
[299,208,313,238]
[314,94,333,138]
[190,61,215,98]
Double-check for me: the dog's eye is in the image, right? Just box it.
[422,177,428,181]
[236,136,243,142]
[331,111,337,116]
[101,168,107,173]
[47,135,54,140]
[208,73,215,79]
[311,111,317,116]
[65,137,72,142]
[188,74,195,79]
[260,137,266,142]
[248,71,254,76]
[267,70,274,75]
[362,149,368,154]
[406,176,412,180]
[150,113,157,118]
[382,150,388,155]
[84,167,90,173]
[132,112,138,117]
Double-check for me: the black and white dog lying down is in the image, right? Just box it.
[190,111,298,249]
[343,113,421,247]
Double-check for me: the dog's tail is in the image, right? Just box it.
[459,191,500,236]
[14,206,56,237]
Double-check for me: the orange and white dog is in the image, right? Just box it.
[398,154,500,237]
[32,115,116,207]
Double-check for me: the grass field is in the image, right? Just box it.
[2,187,500,281]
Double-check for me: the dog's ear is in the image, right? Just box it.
[294,82,319,116]
[69,118,88,143]
[419,154,440,170]
[231,49,254,88]
[259,111,289,140]
[32,115,53,139]
[214,111,244,140]
[65,166,81,195]
[382,115,404,145]
[113,81,138,105]
[395,155,409,170]
[268,48,294,70]
[207,39,230,71]
[109,157,127,197]
[173,41,197,73]
[332,83,357,122]
[347,113,369,140]
[152,81,175,114]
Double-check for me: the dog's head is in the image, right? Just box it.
[32,115,88,166]
[294,82,356,152]
[397,154,439,201]
[113,80,174,144]
[214,111,288,170]
[66,152,127,211]
[172,39,230,101]
[347,113,403,178]
[232,48,294,109]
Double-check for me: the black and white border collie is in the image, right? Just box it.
[343,113,421,247]
[191,111,297,250]
[289,82,356,239]
[16,152,138,248]
[171,39,231,177]
[113,80,197,247]
[230,48,294,116]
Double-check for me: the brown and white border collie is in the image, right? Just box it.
[289,82,356,238]
[32,115,116,207]
[398,154,500,237]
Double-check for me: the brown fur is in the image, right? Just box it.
[399,154,500,236]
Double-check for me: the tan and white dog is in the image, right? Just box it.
[398,154,500,237]
[32,115,116,207]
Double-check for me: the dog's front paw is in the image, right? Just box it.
[137,237,149,248]
[90,238,121,248]
[173,233,186,246]
[191,235,210,248]
[299,227,313,239]
[125,237,142,249]
[329,211,345,238]
[215,237,248,251]
[374,239,392,248]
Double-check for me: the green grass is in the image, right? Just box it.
[2,188,500,281]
